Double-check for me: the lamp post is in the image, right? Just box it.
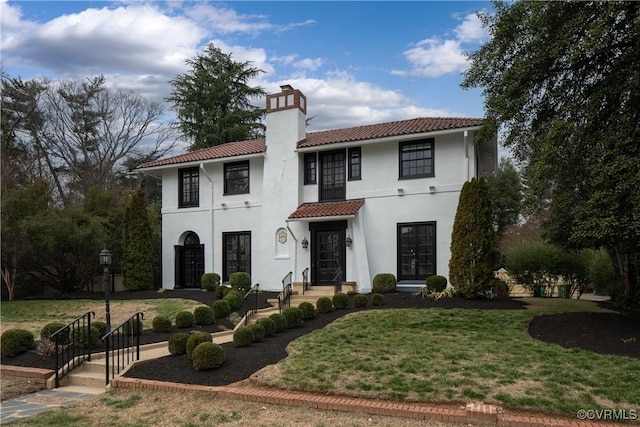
[99,249,112,332]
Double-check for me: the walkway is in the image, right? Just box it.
[1,386,103,423]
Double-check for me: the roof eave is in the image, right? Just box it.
[136,151,266,172]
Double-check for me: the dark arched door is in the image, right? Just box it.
[175,232,204,288]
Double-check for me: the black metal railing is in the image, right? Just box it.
[51,311,95,388]
[243,283,260,325]
[278,271,293,313]
[333,267,343,294]
[101,312,144,386]
[302,267,309,295]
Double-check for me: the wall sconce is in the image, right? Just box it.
[301,236,308,249]
[220,202,227,209]
[244,200,249,207]
[397,187,404,195]
[345,235,353,248]
[428,185,436,193]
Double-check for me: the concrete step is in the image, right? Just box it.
[66,369,106,389]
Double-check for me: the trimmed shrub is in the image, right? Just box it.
[229,272,252,294]
[426,275,448,293]
[168,332,189,356]
[269,313,288,333]
[354,294,368,308]
[212,299,231,318]
[123,318,142,336]
[372,273,397,293]
[1,329,35,357]
[40,322,66,341]
[201,272,220,292]
[186,332,212,360]
[92,321,107,338]
[152,316,172,333]
[233,326,254,347]
[192,342,225,371]
[316,297,333,314]
[194,306,216,325]
[256,318,276,337]
[298,302,316,320]
[282,307,303,328]
[175,311,195,328]
[223,292,242,311]
[491,278,510,299]
[248,323,265,342]
[215,285,228,300]
[73,325,100,347]
[371,293,384,306]
[332,292,349,309]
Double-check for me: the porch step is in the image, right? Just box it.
[65,364,107,389]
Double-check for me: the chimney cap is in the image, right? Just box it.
[280,84,294,92]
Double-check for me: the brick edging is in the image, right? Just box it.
[110,377,625,426]
[0,365,55,385]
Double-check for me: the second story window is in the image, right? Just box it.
[304,153,316,184]
[399,139,434,179]
[179,167,199,208]
[224,160,250,195]
[348,147,361,180]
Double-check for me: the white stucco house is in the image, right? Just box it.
[137,85,497,293]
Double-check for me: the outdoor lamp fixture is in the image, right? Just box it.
[301,236,309,249]
[99,249,112,332]
[345,235,353,248]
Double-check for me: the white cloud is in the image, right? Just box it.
[293,57,324,71]
[184,4,271,34]
[455,12,489,43]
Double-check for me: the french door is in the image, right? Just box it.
[222,232,251,282]
[319,150,346,201]
[397,222,436,281]
[311,221,346,285]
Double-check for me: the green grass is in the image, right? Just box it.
[273,299,639,415]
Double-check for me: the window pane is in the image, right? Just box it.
[400,140,434,179]
[224,161,250,194]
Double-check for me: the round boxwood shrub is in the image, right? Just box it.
[175,311,195,328]
[223,292,242,311]
[316,297,333,314]
[282,307,303,328]
[426,275,448,293]
[269,313,288,333]
[124,318,143,336]
[371,293,384,306]
[298,302,316,320]
[192,342,225,370]
[256,318,276,337]
[212,299,231,319]
[186,332,212,360]
[1,329,35,357]
[248,323,265,342]
[332,292,349,309]
[354,294,369,308]
[40,322,66,341]
[233,326,254,347]
[168,332,189,356]
[92,321,108,338]
[229,272,252,294]
[194,306,215,325]
[215,285,228,300]
[372,273,397,293]
[152,316,172,333]
[73,325,100,347]
[201,272,220,292]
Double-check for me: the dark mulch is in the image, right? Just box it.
[3,290,638,388]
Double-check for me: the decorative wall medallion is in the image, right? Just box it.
[278,230,287,244]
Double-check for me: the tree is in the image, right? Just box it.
[122,190,155,290]
[485,157,522,237]
[462,1,640,306]
[449,177,499,298]
[167,44,266,150]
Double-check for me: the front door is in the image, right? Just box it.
[175,232,204,288]
[311,221,346,285]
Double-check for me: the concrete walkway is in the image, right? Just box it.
[1,386,103,423]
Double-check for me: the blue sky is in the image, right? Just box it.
[1,1,493,137]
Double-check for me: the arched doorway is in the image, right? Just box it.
[175,232,204,288]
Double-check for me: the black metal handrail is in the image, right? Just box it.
[243,283,260,325]
[302,267,309,295]
[333,267,343,294]
[51,311,95,388]
[101,312,144,386]
[279,271,293,313]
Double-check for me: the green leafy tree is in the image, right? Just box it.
[167,44,266,150]
[463,1,640,305]
[122,190,155,290]
[485,157,522,237]
[449,177,499,298]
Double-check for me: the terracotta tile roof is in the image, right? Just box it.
[298,117,483,148]
[138,117,482,169]
[288,199,365,220]
[138,139,265,169]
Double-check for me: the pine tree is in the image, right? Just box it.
[122,190,154,290]
[449,177,498,299]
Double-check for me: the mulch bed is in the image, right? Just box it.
[2,290,638,388]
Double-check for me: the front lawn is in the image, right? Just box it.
[258,299,640,415]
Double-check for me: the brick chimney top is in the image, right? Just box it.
[266,85,306,114]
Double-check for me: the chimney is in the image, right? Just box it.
[266,85,307,114]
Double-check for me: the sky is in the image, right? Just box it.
[1,0,494,151]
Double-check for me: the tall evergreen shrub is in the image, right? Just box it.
[122,190,155,290]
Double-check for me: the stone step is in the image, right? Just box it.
[66,369,105,389]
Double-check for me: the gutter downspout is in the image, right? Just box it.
[285,221,298,283]
[200,163,215,274]
[463,130,470,181]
